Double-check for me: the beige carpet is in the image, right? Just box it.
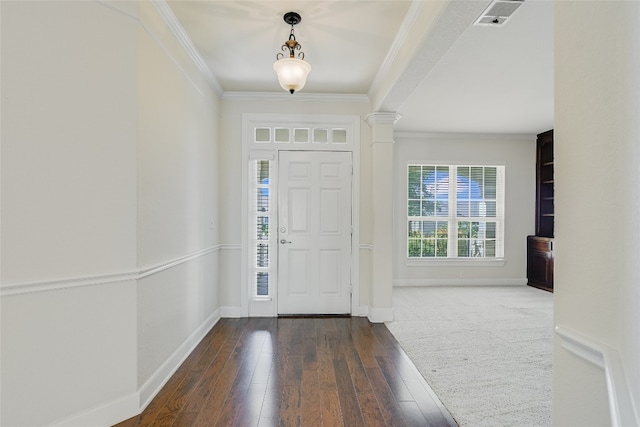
[386,286,553,427]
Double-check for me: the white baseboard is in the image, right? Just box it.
[51,392,139,427]
[368,307,394,323]
[221,306,243,318]
[393,278,527,287]
[358,306,370,317]
[139,308,221,409]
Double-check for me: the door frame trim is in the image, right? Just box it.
[241,113,361,317]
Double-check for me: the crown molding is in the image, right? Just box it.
[394,131,537,141]
[222,91,370,103]
[151,0,224,96]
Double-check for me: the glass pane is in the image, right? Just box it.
[486,240,496,257]
[422,201,435,216]
[408,221,422,238]
[436,239,448,257]
[408,239,421,257]
[422,239,435,257]
[275,128,290,142]
[457,201,470,217]
[257,272,269,296]
[471,201,482,217]
[470,222,480,238]
[255,128,270,142]
[256,216,269,240]
[484,201,496,217]
[257,188,269,212]
[422,166,435,198]
[332,129,347,143]
[471,167,484,197]
[458,221,471,238]
[256,160,269,184]
[435,200,448,217]
[313,128,328,143]
[458,240,469,257]
[408,200,420,216]
[294,128,309,143]
[408,166,421,198]
[485,167,497,199]
[470,239,484,257]
[486,222,496,239]
[422,221,436,237]
[257,243,269,267]
[435,166,449,199]
[437,221,448,238]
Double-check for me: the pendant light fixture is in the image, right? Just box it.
[273,12,311,94]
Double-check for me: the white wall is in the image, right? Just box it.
[392,133,536,286]
[1,1,221,425]
[1,2,139,425]
[136,2,220,402]
[554,2,640,426]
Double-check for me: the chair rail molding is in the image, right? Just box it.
[555,325,640,427]
[1,245,222,297]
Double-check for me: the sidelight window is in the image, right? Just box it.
[251,159,273,296]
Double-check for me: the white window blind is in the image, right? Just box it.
[407,164,505,258]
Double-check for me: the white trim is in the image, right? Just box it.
[555,326,640,427]
[360,244,374,251]
[222,92,369,103]
[1,245,222,297]
[219,243,241,251]
[150,0,223,95]
[395,131,537,141]
[138,246,219,279]
[51,392,139,427]
[139,309,221,409]
[359,306,371,317]
[242,114,361,318]
[220,306,243,318]
[393,278,527,287]
[369,307,395,323]
[405,258,506,267]
[368,0,426,99]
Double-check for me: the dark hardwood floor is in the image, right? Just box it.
[114,317,457,427]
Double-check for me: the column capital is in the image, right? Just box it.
[365,112,402,126]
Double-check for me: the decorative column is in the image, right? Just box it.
[365,112,400,322]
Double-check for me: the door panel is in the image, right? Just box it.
[278,151,352,314]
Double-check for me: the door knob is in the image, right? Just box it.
[280,239,292,244]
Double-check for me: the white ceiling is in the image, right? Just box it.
[166,0,553,134]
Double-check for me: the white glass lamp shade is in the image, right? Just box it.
[273,57,311,94]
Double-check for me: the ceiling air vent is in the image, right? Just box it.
[474,0,524,26]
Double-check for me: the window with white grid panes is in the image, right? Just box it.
[251,159,273,297]
[407,164,505,258]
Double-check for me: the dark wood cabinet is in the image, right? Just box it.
[527,236,554,291]
[528,130,554,291]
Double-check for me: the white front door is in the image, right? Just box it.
[277,151,352,314]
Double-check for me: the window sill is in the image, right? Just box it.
[252,297,273,302]
[406,258,506,267]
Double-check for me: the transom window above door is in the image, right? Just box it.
[254,126,348,145]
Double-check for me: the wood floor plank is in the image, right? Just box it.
[112,317,457,427]
[333,358,366,427]
[320,387,344,427]
[301,368,322,426]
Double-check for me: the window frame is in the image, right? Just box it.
[406,163,506,265]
